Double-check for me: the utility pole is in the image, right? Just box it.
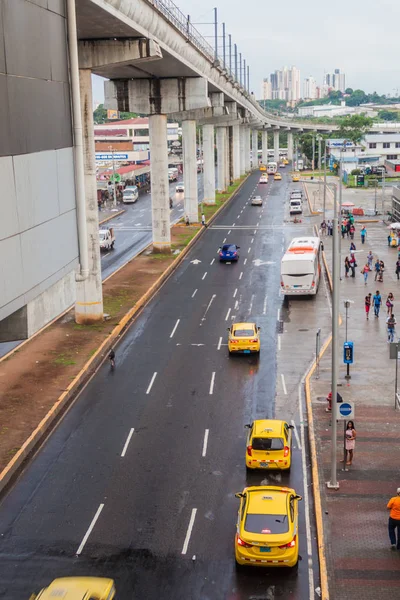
[328,184,340,490]
[222,22,226,69]
[109,145,117,207]
[228,34,232,76]
[312,134,315,171]
[214,8,218,62]
[323,139,327,221]
[234,44,237,82]
[239,53,242,87]
[382,170,386,212]
[318,136,322,170]
[374,179,377,214]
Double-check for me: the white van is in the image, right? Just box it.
[122,185,139,204]
[289,199,302,215]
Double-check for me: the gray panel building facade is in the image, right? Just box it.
[0,0,79,341]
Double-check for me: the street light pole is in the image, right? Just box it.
[328,185,340,490]
[312,134,315,172]
[109,145,117,207]
[323,139,327,221]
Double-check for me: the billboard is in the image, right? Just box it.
[107,109,119,120]
[96,153,128,161]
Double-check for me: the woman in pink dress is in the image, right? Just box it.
[345,420,356,465]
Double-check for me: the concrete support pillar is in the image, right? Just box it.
[262,130,269,165]
[233,124,241,179]
[75,68,103,324]
[287,132,294,161]
[239,126,246,176]
[252,129,258,169]
[182,119,198,223]
[149,114,171,251]
[318,136,322,170]
[274,130,280,163]
[228,126,234,185]
[245,126,251,173]
[216,126,227,192]
[224,127,230,189]
[203,123,215,204]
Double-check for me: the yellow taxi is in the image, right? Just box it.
[227,322,260,354]
[235,486,302,568]
[274,172,282,181]
[245,419,293,471]
[283,158,289,165]
[259,164,267,172]
[292,173,300,182]
[30,577,116,600]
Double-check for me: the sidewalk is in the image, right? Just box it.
[311,221,400,599]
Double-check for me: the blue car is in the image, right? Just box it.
[219,243,240,262]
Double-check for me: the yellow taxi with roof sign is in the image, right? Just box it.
[245,419,293,471]
[234,485,302,568]
[227,322,260,355]
[274,172,282,181]
[30,577,116,600]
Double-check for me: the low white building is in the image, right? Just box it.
[298,101,377,119]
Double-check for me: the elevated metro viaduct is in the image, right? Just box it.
[0,0,333,342]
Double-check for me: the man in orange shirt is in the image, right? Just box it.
[387,488,400,550]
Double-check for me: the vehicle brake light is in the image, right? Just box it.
[284,446,290,457]
[247,445,252,457]
[233,252,237,256]
[219,252,223,256]
[279,536,296,549]
[237,534,253,548]
[311,280,315,287]
[250,339,258,343]
[280,281,284,287]
[230,340,238,344]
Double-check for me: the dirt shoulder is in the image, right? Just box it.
[0,176,247,475]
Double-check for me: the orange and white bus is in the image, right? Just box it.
[280,236,322,296]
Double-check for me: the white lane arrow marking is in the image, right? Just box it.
[253,259,276,267]
[191,259,202,264]
[200,294,216,325]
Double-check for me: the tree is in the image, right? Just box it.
[345,88,353,95]
[337,114,373,144]
[297,133,314,162]
[378,110,398,121]
[93,104,108,124]
[345,89,367,106]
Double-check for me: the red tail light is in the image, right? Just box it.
[311,280,315,287]
[237,534,253,548]
[247,445,252,456]
[230,340,238,344]
[219,252,223,256]
[279,536,296,549]
[233,252,237,256]
[250,339,258,343]
[283,446,290,457]
[281,281,284,287]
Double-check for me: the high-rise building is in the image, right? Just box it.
[262,78,272,100]
[324,69,346,93]
[269,66,301,102]
[304,77,317,100]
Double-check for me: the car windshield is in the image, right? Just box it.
[234,328,254,337]
[223,245,237,252]
[245,513,289,534]
[252,437,284,450]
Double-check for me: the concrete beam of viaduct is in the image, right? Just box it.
[78,38,163,77]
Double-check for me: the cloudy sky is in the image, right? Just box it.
[92,0,400,103]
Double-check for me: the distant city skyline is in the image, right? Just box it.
[262,67,346,102]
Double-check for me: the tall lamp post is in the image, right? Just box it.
[108,145,117,208]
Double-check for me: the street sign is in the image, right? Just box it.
[356,174,364,187]
[338,401,355,420]
[96,153,128,161]
[110,173,121,183]
[343,341,354,364]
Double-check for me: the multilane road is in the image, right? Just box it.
[0,169,324,599]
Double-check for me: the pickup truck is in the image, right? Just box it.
[99,227,115,251]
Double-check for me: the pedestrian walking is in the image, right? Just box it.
[340,420,356,466]
[185,215,190,226]
[365,293,371,319]
[387,313,396,343]
[346,221,351,237]
[387,488,400,550]
[344,256,350,278]
[373,290,382,317]
[327,220,333,236]
[320,220,327,236]
[396,259,400,280]
[386,292,394,316]
[378,260,385,283]
[367,251,374,269]
[350,241,356,253]
[360,226,367,244]
[361,263,370,284]
[201,213,207,227]
[341,223,346,238]
[350,224,355,240]
[374,259,381,281]
[388,234,392,247]
[349,253,356,278]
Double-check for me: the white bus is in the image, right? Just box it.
[267,161,277,174]
[280,236,322,296]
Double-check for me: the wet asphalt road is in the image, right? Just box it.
[0,169,321,599]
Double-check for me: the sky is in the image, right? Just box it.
[92,0,400,104]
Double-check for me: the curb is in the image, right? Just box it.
[304,182,321,216]
[0,175,250,494]
[99,209,126,225]
[305,333,332,600]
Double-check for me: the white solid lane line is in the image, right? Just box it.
[210,258,215,266]
[76,504,104,555]
[233,288,238,298]
[170,319,180,339]
[182,508,198,555]
[248,294,255,314]
[209,372,216,394]
[278,335,281,351]
[291,419,302,450]
[217,336,222,350]
[263,295,268,315]
[202,429,210,457]
[202,272,207,280]
[121,428,135,457]
[146,372,157,394]
[277,308,281,321]
[225,307,231,321]
[298,383,315,598]
[192,289,198,298]
[281,373,287,395]
[239,272,243,280]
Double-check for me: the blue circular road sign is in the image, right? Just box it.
[339,403,352,417]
